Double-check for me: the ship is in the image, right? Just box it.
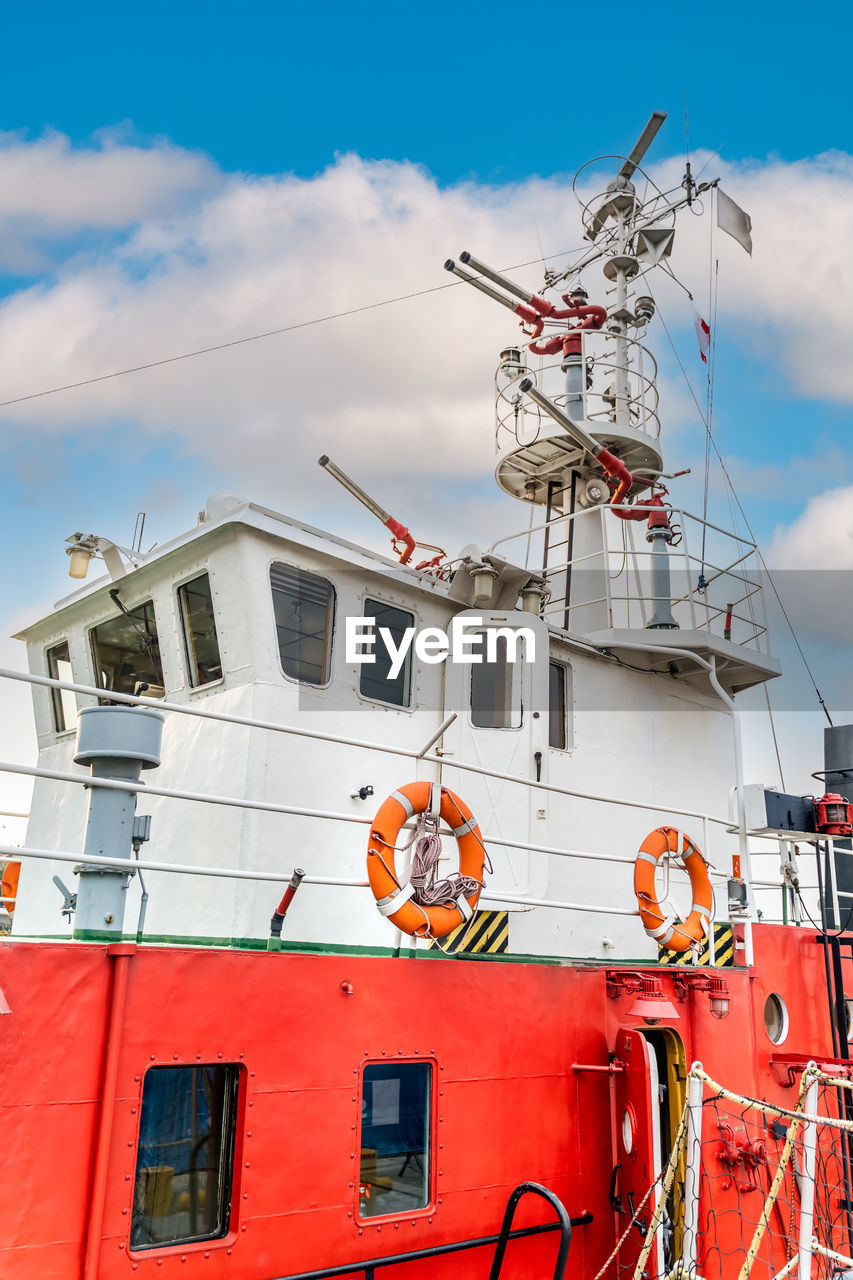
[3,111,853,1280]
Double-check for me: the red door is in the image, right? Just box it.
[612,1028,664,1279]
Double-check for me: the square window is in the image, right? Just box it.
[359,598,414,707]
[359,1062,431,1218]
[46,640,77,733]
[470,632,522,729]
[270,563,335,685]
[90,600,164,700]
[131,1065,240,1250]
[178,574,223,687]
[549,662,569,750]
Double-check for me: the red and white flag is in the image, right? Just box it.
[693,310,711,364]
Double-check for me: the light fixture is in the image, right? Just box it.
[470,563,498,609]
[607,971,681,1024]
[64,532,145,582]
[66,533,98,579]
[519,579,549,615]
[674,971,732,1020]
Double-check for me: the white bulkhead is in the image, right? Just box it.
[13,497,745,962]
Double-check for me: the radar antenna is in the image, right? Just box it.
[585,110,667,241]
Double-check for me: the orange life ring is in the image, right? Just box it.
[633,826,712,953]
[367,782,485,938]
[1,860,21,916]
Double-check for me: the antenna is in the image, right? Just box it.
[586,111,667,241]
[132,512,146,555]
[619,110,667,179]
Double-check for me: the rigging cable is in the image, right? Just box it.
[0,246,585,413]
[649,289,835,728]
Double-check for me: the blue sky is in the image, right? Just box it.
[2,1,849,184]
[1,0,852,826]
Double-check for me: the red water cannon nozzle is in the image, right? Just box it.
[815,793,853,837]
[445,252,606,345]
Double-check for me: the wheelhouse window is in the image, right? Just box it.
[178,574,222,687]
[549,661,569,750]
[270,563,335,685]
[131,1064,240,1250]
[359,598,414,707]
[470,631,522,729]
[359,1062,431,1219]
[90,600,164,700]
[46,640,77,733]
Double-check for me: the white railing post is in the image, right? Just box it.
[798,1067,819,1279]
[682,1065,704,1275]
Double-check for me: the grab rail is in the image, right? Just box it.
[267,1207,591,1280]
[488,1182,573,1280]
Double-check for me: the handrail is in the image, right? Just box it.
[488,502,759,557]
[0,841,732,918]
[0,758,731,874]
[266,1210,592,1280]
[488,1183,573,1280]
[0,668,735,828]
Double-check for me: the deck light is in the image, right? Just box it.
[607,971,680,1024]
[66,533,98,579]
[471,564,498,608]
[64,532,144,582]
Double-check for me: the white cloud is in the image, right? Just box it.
[0,129,220,272]
[767,484,853,569]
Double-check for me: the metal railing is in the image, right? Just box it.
[496,337,662,451]
[489,502,769,648]
[0,666,799,937]
[266,1196,589,1280]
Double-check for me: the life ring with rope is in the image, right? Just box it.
[367,782,486,938]
[633,826,713,953]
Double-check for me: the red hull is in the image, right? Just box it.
[0,925,844,1279]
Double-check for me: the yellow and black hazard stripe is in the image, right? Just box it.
[428,910,508,954]
[658,922,734,967]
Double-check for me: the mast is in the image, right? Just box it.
[446,112,705,635]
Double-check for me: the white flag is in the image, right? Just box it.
[717,187,753,255]
[693,310,711,364]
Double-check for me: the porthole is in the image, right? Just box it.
[621,1106,636,1156]
[763,993,789,1045]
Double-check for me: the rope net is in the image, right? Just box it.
[601,1064,853,1280]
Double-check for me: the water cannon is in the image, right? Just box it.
[445,254,607,342]
[318,456,445,571]
[444,258,547,333]
[517,378,633,505]
[457,252,544,308]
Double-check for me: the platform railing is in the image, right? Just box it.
[495,335,662,451]
[489,502,769,647]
